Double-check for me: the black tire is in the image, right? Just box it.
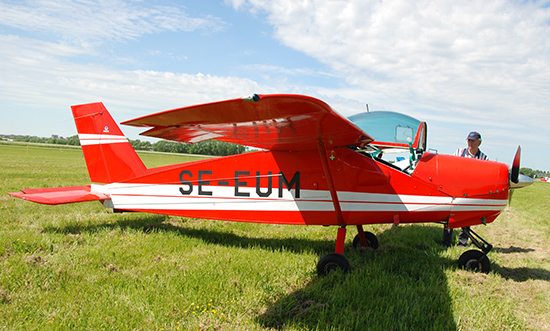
[458,249,491,273]
[352,232,379,249]
[317,253,352,276]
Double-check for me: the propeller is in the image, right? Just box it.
[508,146,533,205]
[510,146,521,184]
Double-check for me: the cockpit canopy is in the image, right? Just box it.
[348,111,427,151]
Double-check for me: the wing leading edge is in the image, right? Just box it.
[122,94,373,150]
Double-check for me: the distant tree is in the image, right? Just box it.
[520,167,535,178]
[10,134,247,156]
[67,135,80,146]
[129,139,152,151]
[519,167,550,178]
[148,139,246,156]
[139,141,152,151]
[153,140,189,153]
[129,139,140,149]
[29,137,45,143]
[55,138,67,145]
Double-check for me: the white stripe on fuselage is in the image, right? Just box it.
[92,183,507,213]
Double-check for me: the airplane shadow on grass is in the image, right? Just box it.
[489,245,549,282]
[493,265,550,282]
[47,215,461,330]
[45,214,347,256]
[256,225,459,331]
[45,215,550,331]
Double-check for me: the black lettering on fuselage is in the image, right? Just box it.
[235,171,250,197]
[256,171,273,197]
[179,170,193,195]
[198,170,213,196]
[279,171,300,198]
[178,170,300,198]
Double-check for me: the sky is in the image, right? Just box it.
[1,0,549,171]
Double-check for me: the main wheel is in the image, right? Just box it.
[353,232,379,249]
[317,253,352,276]
[458,249,491,273]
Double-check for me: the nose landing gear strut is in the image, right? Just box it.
[457,227,493,273]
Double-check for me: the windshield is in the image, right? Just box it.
[347,111,421,146]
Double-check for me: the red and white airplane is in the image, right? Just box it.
[9,94,532,274]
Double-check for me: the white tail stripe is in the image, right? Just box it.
[78,134,128,146]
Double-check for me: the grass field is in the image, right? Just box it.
[1,142,549,330]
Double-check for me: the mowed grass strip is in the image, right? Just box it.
[1,143,549,330]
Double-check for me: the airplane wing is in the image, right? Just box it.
[122,94,373,150]
[8,185,109,205]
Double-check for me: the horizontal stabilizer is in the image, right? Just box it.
[8,185,108,205]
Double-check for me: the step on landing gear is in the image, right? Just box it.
[317,225,379,276]
[457,227,493,274]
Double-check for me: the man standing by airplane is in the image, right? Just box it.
[442,131,488,247]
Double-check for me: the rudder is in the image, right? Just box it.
[72,102,147,183]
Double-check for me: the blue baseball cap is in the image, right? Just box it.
[467,131,482,140]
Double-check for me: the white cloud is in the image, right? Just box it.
[0,34,264,139]
[0,35,261,107]
[229,0,550,107]
[1,0,549,169]
[0,0,224,48]
[228,0,550,168]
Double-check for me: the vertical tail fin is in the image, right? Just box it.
[72,102,147,184]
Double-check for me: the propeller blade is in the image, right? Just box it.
[508,146,533,206]
[510,146,521,184]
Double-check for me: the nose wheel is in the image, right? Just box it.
[457,227,493,274]
[458,249,491,273]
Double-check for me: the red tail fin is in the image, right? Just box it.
[72,102,147,183]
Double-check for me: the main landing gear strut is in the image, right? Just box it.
[315,142,381,276]
[316,225,379,276]
[457,227,493,273]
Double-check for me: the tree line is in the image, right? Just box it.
[2,134,548,175]
[128,139,246,156]
[3,134,247,156]
[519,167,549,178]
[4,135,81,146]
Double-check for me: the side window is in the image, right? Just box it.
[395,125,414,143]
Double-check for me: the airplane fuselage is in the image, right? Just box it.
[95,147,509,229]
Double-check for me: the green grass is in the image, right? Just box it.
[1,143,549,330]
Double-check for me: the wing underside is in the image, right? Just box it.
[122,94,373,150]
